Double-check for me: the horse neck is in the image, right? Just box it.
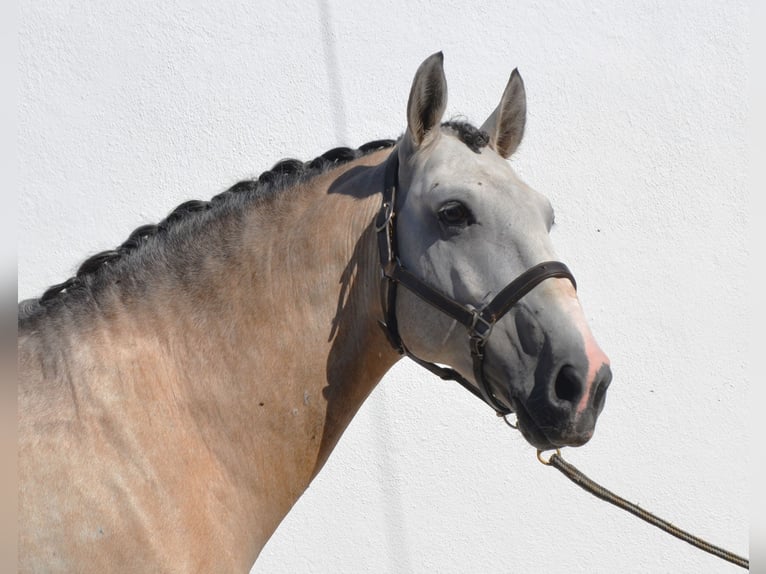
[27,149,401,559]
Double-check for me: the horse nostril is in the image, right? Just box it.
[554,365,582,404]
[593,380,607,412]
[592,365,612,413]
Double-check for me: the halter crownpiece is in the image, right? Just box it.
[376,149,577,415]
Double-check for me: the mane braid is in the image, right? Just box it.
[23,138,397,318]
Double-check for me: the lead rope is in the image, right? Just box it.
[536,448,749,570]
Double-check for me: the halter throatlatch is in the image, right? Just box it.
[376,150,577,415]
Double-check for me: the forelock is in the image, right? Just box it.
[440,121,489,153]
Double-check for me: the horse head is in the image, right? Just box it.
[388,52,612,450]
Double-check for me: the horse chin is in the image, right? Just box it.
[511,400,558,450]
[511,398,593,450]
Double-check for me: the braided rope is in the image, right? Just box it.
[540,450,749,569]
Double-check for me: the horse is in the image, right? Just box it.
[17,52,612,572]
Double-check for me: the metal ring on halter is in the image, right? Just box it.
[375,202,394,232]
[536,448,561,465]
[502,413,518,429]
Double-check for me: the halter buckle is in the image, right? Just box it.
[381,257,400,280]
[469,310,493,341]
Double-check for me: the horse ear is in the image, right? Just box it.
[406,52,448,148]
[480,68,527,158]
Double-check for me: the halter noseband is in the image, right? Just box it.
[376,149,577,415]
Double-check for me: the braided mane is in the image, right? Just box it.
[18,139,396,321]
[19,121,487,322]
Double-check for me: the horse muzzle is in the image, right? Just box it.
[511,361,612,449]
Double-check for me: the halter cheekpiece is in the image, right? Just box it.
[376,149,577,415]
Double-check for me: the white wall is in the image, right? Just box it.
[18,1,750,572]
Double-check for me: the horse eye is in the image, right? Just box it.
[438,201,473,226]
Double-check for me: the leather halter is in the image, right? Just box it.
[376,149,577,415]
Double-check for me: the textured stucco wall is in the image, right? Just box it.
[18,1,750,572]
